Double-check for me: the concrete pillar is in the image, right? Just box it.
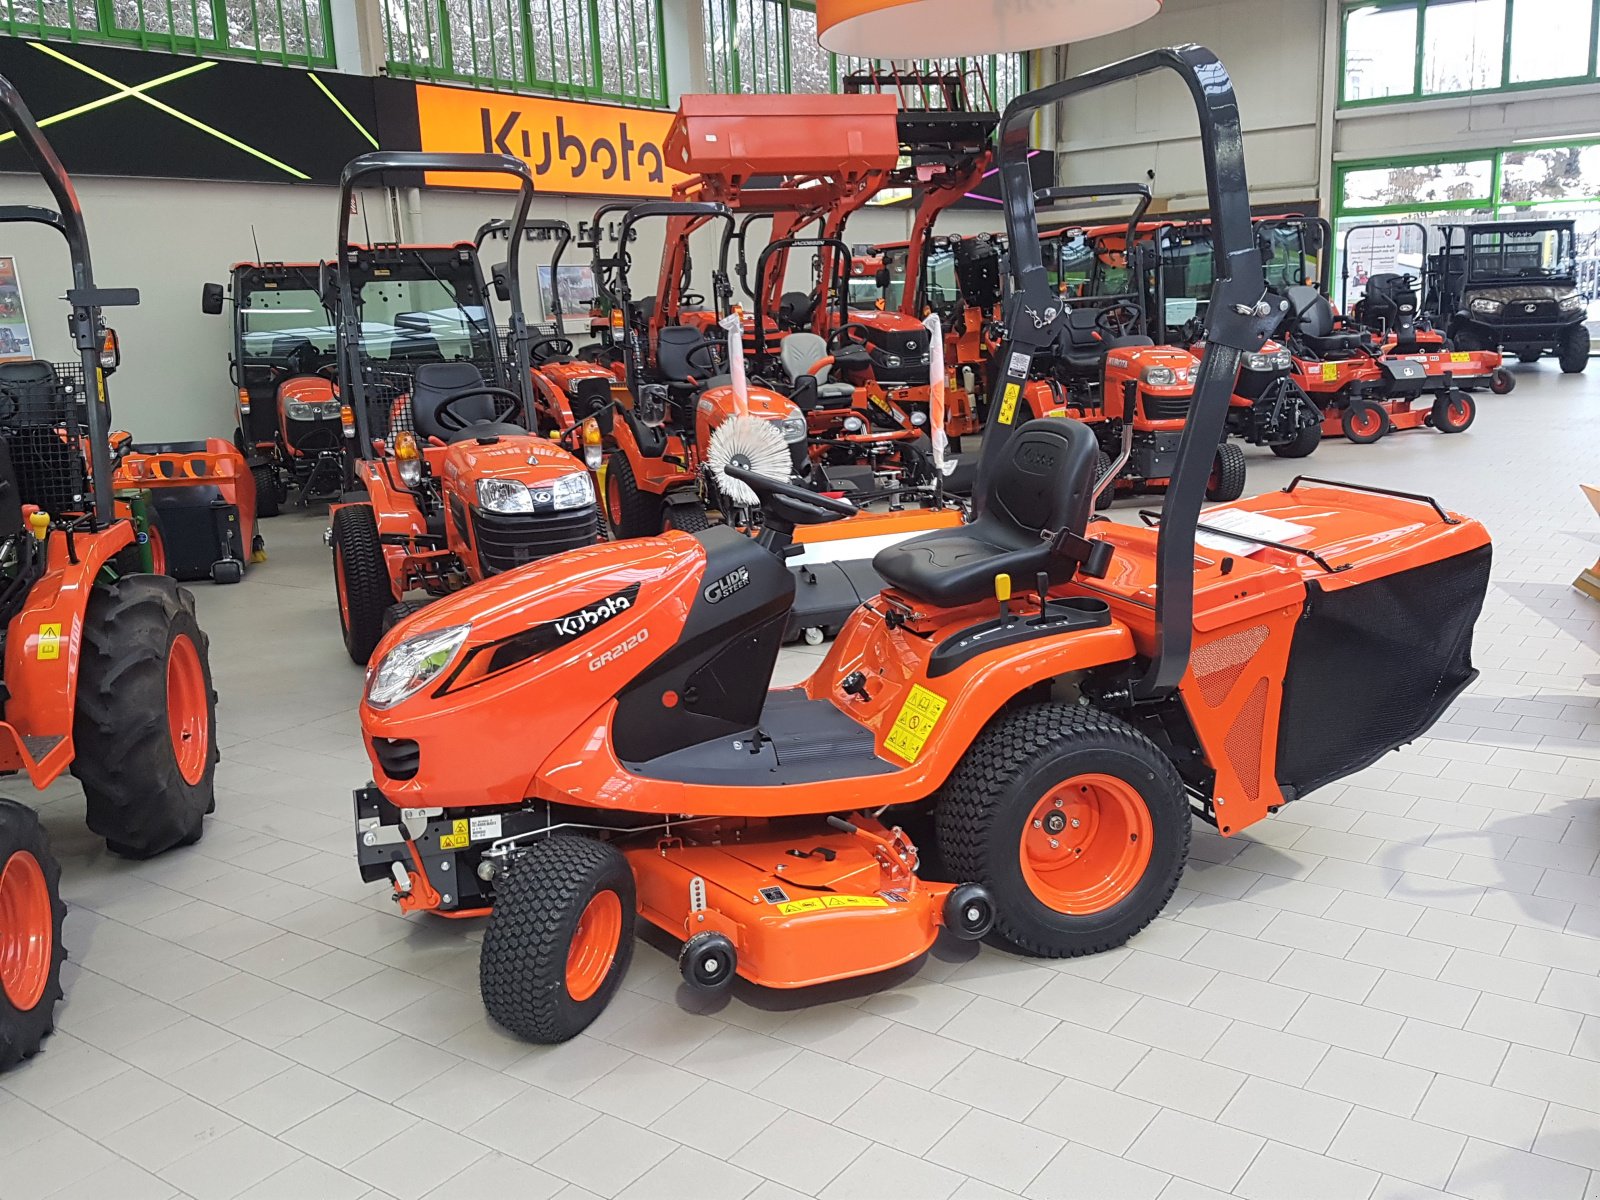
[661,0,708,101]
[328,0,384,75]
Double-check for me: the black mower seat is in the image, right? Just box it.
[410,361,524,444]
[1286,285,1366,356]
[874,418,1100,608]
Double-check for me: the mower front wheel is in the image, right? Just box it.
[480,836,635,1044]
[1205,442,1247,503]
[1429,391,1476,434]
[331,504,396,666]
[251,463,280,519]
[1341,403,1390,445]
[0,801,66,1071]
[605,454,664,540]
[1490,368,1516,395]
[72,575,217,858]
[935,702,1189,958]
[1558,324,1590,374]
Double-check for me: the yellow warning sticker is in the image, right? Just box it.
[998,382,1020,424]
[1321,362,1339,381]
[36,623,61,661]
[438,819,470,850]
[884,684,948,763]
[777,895,890,916]
[1450,351,1470,363]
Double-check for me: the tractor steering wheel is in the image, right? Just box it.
[722,464,856,524]
[679,291,707,308]
[529,334,575,364]
[434,386,525,432]
[675,338,725,379]
[1094,302,1143,339]
[828,322,874,352]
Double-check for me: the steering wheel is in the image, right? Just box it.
[722,464,856,524]
[315,363,340,382]
[529,334,575,363]
[679,291,707,308]
[434,386,524,432]
[1094,302,1143,338]
[828,322,874,352]
[668,338,724,380]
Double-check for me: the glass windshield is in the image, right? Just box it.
[354,274,493,362]
[924,247,959,314]
[1466,225,1576,281]
[240,286,333,359]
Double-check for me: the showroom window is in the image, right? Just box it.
[1,0,333,65]
[383,0,667,105]
[1341,0,1600,105]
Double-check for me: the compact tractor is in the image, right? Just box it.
[325,152,600,664]
[200,261,346,513]
[0,74,219,1068]
[346,46,1489,1044]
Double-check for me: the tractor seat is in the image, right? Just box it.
[1286,285,1366,356]
[779,333,855,405]
[0,360,66,426]
[410,361,525,444]
[1052,311,1153,373]
[874,418,1101,608]
[656,325,717,392]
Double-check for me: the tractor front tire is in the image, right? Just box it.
[480,836,635,1044]
[252,463,280,519]
[664,503,711,534]
[605,454,664,540]
[1271,416,1322,459]
[1558,325,1590,374]
[1205,442,1247,502]
[331,504,396,666]
[72,575,217,858]
[0,801,66,1070]
[936,703,1189,958]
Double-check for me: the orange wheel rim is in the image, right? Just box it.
[334,546,350,632]
[148,526,167,576]
[1020,774,1154,915]
[1352,409,1380,435]
[605,474,624,527]
[166,634,209,786]
[0,850,52,1011]
[566,889,622,1002]
[1449,399,1469,423]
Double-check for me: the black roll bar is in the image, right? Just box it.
[750,235,853,361]
[984,45,1281,702]
[334,151,536,459]
[475,217,576,335]
[0,73,139,521]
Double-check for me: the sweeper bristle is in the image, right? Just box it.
[707,415,792,508]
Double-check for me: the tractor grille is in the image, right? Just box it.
[1501,299,1560,323]
[470,504,597,575]
[1142,392,1191,422]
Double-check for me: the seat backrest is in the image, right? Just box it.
[1286,285,1335,337]
[779,291,816,329]
[410,361,493,443]
[779,332,830,384]
[0,360,64,426]
[978,417,1101,548]
[656,325,710,383]
[387,335,443,364]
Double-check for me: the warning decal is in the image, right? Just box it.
[439,819,470,850]
[36,623,61,661]
[998,383,1021,425]
[1321,362,1339,381]
[777,895,890,916]
[884,684,948,763]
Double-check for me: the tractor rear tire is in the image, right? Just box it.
[1558,325,1590,374]
[1205,442,1247,502]
[331,504,395,666]
[480,836,635,1044]
[0,801,66,1071]
[252,463,280,519]
[1341,403,1390,444]
[604,454,664,540]
[935,702,1189,958]
[1517,349,1542,364]
[664,503,711,534]
[72,575,217,859]
[1270,416,1322,459]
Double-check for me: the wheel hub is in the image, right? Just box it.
[1020,774,1154,915]
[0,849,52,1011]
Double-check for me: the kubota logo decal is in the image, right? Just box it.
[553,590,635,638]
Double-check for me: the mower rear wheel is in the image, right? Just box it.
[1341,403,1390,444]
[1517,349,1542,364]
[1490,368,1516,395]
[480,836,635,1043]
[1205,442,1247,503]
[1558,324,1590,374]
[331,504,396,666]
[252,463,280,519]
[604,454,664,540]
[1430,391,1476,434]
[0,801,65,1071]
[72,575,217,858]
[664,503,711,534]
[935,702,1188,958]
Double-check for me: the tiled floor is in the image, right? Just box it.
[3,364,1599,1200]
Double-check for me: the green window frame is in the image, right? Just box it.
[1,0,334,65]
[384,0,669,107]
[1340,0,1600,108]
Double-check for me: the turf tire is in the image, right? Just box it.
[605,454,664,539]
[331,504,395,665]
[935,702,1189,957]
[1341,403,1390,444]
[1558,324,1590,374]
[664,503,711,534]
[1205,442,1247,502]
[1429,391,1476,433]
[381,598,431,633]
[251,463,280,518]
[1517,349,1542,364]
[0,801,66,1070]
[1271,412,1322,459]
[480,836,635,1044]
[71,575,216,858]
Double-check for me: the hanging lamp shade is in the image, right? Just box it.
[816,0,1160,58]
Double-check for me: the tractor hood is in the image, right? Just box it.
[440,432,589,486]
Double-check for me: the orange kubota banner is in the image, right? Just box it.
[413,83,687,196]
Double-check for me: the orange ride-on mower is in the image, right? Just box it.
[326,152,602,664]
[346,46,1490,1043]
[201,262,347,514]
[0,73,219,1066]
[114,439,264,583]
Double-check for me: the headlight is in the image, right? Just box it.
[1141,365,1177,387]
[770,412,808,444]
[550,472,595,511]
[1242,349,1292,371]
[285,398,342,422]
[910,410,928,427]
[476,478,534,514]
[367,623,470,710]
[399,457,422,486]
[1560,292,1584,312]
[1470,297,1502,315]
[885,355,902,368]
[842,414,865,433]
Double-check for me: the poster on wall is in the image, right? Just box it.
[537,264,597,323]
[0,258,34,362]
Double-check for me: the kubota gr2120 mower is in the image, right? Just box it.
[347,46,1489,1044]
[0,73,219,1069]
